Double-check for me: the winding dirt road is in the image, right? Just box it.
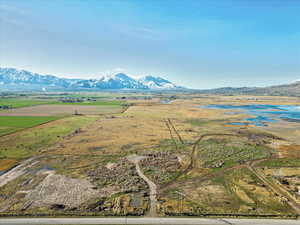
[127,154,157,217]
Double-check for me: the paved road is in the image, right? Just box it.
[0,217,299,225]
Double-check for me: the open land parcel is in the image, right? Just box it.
[0,93,299,217]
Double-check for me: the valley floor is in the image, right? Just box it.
[0,94,300,217]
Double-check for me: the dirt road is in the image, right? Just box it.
[0,157,38,188]
[247,163,300,214]
[127,154,157,217]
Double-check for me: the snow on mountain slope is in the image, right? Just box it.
[0,68,181,90]
[0,68,75,89]
[74,73,148,89]
[138,75,178,89]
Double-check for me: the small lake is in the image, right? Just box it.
[160,99,172,104]
[201,104,300,126]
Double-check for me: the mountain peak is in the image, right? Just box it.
[99,73,137,82]
[113,73,134,80]
[0,68,181,91]
[138,75,178,89]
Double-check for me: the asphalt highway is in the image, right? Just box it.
[0,217,299,225]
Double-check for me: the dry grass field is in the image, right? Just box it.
[0,94,300,217]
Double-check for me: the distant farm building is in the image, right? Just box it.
[0,105,12,109]
[59,97,84,103]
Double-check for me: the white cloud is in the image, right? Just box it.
[108,23,166,41]
[97,68,125,76]
[96,68,150,79]
[97,68,133,78]
[0,3,31,26]
[0,4,28,15]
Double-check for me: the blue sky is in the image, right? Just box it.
[0,0,299,89]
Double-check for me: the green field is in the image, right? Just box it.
[0,98,54,109]
[0,98,124,136]
[0,116,97,160]
[0,98,123,108]
[0,116,60,136]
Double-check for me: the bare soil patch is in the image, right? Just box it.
[0,157,38,188]
[26,170,101,209]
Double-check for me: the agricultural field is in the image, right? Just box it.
[0,116,97,167]
[0,93,300,217]
[0,95,124,109]
[0,98,55,109]
[0,95,125,135]
[0,116,60,136]
[0,104,124,116]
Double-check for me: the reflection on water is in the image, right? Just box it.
[229,122,249,126]
[160,99,171,104]
[202,104,300,126]
[245,115,276,127]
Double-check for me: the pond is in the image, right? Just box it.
[160,99,172,104]
[201,104,300,126]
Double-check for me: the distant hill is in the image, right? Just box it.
[198,81,300,97]
[0,68,182,91]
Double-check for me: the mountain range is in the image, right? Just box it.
[0,68,181,91]
[198,81,300,97]
[1,67,299,96]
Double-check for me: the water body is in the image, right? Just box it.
[202,104,300,126]
[160,99,172,104]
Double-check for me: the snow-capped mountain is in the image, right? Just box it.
[0,68,74,87]
[75,73,148,89]
[138,76,177,89]
[0,68,181,91]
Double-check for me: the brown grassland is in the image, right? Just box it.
[0,94,300,217]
